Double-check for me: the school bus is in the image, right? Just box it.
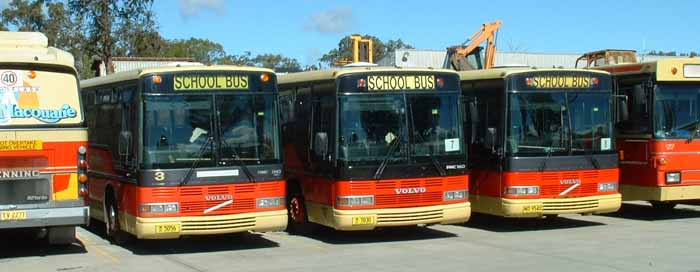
[0,32,88,244]
[80,66,287,240]
[591,57,700,209]
[278,67,470,232]
[459,68,621,217]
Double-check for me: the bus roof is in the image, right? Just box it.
[278,67,458,85]
[80,65,274,89]
[0,31,75,69]
[592,57,700,82]
[457,67,610,81]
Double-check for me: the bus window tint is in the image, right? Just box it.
[216,94,279,163]
[654,85,700,139]
[507,93,569,155]
[144,95,214,169]
[568,93,613,153]
[408,94,463,156]
[338,95,407,164]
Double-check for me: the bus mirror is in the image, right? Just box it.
[615,95,629,121]
[485,127,497,152]
[314,132,328,158]
[119,131,131,156]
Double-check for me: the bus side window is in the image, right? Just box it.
[617,82,651,135]
[311,86,335,163]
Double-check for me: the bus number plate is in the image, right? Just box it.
[351,216,376,226]
[522,204,543,214]
[155,224,180,234]
[1,210,27,221]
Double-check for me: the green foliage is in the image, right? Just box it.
[319,35,414,66]
[161,38,226,64]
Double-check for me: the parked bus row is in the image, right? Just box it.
[2,32,700,246]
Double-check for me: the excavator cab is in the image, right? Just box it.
[576,49,638,68]
[444,46,484,70]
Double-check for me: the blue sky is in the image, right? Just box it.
[3,0,697,65]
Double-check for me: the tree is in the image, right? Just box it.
[319,35,414,66]
[68,0,156,74]
[252,54,302,73]
[161,38,226,64]
[219,51,255,66]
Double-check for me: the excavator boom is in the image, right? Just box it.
[445,20,502,70]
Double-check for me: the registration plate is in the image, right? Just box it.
[351,216,376,226]
[1,210,27,221]
[155,224,180,234]
[522,204,543,214]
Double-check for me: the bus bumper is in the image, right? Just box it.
[0,206,89,229]
[621,184,700,202]
[316,202,470,231]
[472,194,621,218]
[124,209,288,239]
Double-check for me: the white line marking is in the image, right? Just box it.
[559,183,580,196]
[196,169,239,178]
[203,199,233,214]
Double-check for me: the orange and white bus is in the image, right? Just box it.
[459,68,622,217]
[278,67,470,232]
[590,55,700,209]
[80,66,287,241]
[0,32,88,244]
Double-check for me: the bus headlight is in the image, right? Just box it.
[257,197,284,208]
[139,203,179,214]
[444,190,468,201]
[336,195,374,207]
[598,182,618,192]
[504,186,539,196]
[666,172,681,184]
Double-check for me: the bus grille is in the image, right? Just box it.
[180,198,255,214]
[350,176,466,207]
[180,216,256,232]
[540,183,598,196]
[542,199,599,212]
[376,209,444,224]
[375,192,443,206]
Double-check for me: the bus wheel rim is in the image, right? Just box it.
[108,205,117,233]
[290,197,304,223]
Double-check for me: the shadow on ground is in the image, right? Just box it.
[81,220,279,255]
[0,229,87,259]
[601,202,700,221]
[463,213,605,233]
[298,225,457,245]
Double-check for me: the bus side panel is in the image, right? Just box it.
[617,139,657,187]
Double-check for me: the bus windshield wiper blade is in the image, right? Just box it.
[373,131,404,180]
[218,127,256,182]
[180,136,213,186]
[688,119,700,142]
[538,147,553,172]
[412,132,447,176]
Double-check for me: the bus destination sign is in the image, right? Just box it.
[527,75,593,89]
[174,75,249,91]
[368,75,435,91]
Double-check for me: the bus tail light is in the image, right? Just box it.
[504,186,539,196]
[666,172,681,184]
[336,195,374,207]
[79,187,88,197]
[77,146,88,198]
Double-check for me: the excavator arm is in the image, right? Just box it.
[445,20,502,70]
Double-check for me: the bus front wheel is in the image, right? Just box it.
[287,194,315,235]
[105,195,129,244]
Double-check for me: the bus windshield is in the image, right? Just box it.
[654,84,700,139]
[507,91,612,156]
[0,69,82,127]
[144,94,279,169]
[338,93,463,165]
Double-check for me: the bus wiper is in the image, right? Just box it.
[412,131,447,177]
[217,126,256,182]
[180,136,213,186]
[373,130,404,180]
[688,119,700,143]
[538,147,553,172]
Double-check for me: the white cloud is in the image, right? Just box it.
[305,6,354,34]
[179,0,225,19]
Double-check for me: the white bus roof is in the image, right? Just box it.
[0,31,75,69]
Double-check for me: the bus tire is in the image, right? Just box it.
[286,184,315,235]
[48,226,75,245]
[104,191,130,244]
[650,201,677,211]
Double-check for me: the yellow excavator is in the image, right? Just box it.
[444,20,502,70]
[334,35,374,66]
